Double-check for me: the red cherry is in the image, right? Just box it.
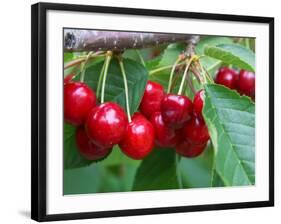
[64,74,75,84]
[64,82,96,126]
[139,81,165,118]
[237,70,255,97]
[182,116,210,145]
[193,89,204,118]
[176,140,207,158]
[161,94,193,128]
[119,113,155,160]
[86,102,127,148]
[75,126,112,160]
[215,67,238,89]
[150,112,180,148]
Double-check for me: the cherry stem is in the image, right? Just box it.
[177,55,198,95]
[197,62,213,84]
[190,65,203,83]
[135,49,146,67]
[186,74,196,94]
[168,57,182,93]
[80,51,93,82]
[64,51,104,70]
[96,59,106,99]
[149,62,184,76]
[101,51,112,104]
[119,58,132,123]
[170,71,181,93]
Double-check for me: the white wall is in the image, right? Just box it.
[0,0,279,223]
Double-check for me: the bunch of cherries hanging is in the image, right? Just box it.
[64,51,255,162]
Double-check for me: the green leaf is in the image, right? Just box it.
[204,44,255,72]
[158,43,185,67]
[83,58,148,114]
[64,53,74,63]
[64,164,100,194]
[211,170,225,187]
[102,146,141,167]
[196,37,234,55]
[145,55,163,70]
[203,84,255,186]
[132,149,179,191]
[180,143,214,188]
[64,124,92,169]
[196,37,233,77]
[98,164,138,193]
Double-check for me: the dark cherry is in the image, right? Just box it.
[193,89,204,119]
[139,81,165,118]
[85,102,127,148]
[176,140,207,158]
[215,67,238,89]
[64,82,96,126]
[75,126,112,160]
[161,93,193,128]
[237,70,255,97]
[64,74,75,84]
[182,115,210,145]
[119,113,155,160]
[150,112,180,148]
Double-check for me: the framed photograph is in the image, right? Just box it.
[31,2,274,222]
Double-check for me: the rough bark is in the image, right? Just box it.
[64,29,200,52]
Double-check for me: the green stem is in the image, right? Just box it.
[198,63,213,84]
[186,74,196,94]
[96,59,106,99]
[101,52,112,104]
[119,59,132,123]
[176,154,183,189]
[177,56,196,95]
[79,51,93,82]
[168,58,181,93]
[79,62,85,82]
[149,63,184,76]
[135,50,146,67]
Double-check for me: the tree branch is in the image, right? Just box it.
[64,29,200,52]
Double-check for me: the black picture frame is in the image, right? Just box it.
[31,2,274,222]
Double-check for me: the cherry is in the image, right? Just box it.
[85,102,127,148]
[161,94,193,128]
[193,89,204,119]
[64,74,75,84]
[139,81,165,118]
[64,82,96,126]
[150,112,180,148]
[75,126,112,160]
[176,140,207,158]
[119,113,155,160]
[237,70,255,98]
[182,115,209,145]
[215,67,238,89]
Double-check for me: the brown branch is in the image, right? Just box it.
[64,29,200,52]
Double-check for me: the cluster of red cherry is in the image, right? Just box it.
[215,67,255,99]
[140,81,209,158]
[64,75,210,161]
